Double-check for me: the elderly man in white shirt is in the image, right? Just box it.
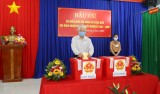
[71,24,94,58]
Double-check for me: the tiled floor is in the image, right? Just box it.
[0,78,41,94]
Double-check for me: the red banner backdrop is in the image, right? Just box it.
[58,8,111,37]
[0,0,39,79]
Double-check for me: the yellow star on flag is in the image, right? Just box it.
[7,1,21,14]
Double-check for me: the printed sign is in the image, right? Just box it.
[81,61,96,79]
[58,8,111,37]
[113,59,126,77]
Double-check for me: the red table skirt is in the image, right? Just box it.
[39,74,159,94]
[157,82,160,94]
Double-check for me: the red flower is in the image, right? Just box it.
[50,68,55,72]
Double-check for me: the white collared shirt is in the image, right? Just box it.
[71,35,94,56]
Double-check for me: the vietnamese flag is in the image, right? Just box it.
[0,0,39,78]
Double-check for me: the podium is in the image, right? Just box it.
[0,44,24,82]
[70,58,103,80]
[100,56,131,78]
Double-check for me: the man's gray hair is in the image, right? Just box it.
[78,24,86,31]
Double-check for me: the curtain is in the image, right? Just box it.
[34,0,146,78]
[0,0,39,79]
[142,11,160,78]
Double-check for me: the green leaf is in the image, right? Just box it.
[47,76,52,80]
[120,85,129,93]
[44,74,48,78]
[107,87,119,93]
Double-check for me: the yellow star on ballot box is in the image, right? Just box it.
[7,1,21,14]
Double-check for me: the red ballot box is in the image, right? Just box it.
[69,58,104,80]
[100,56,131,78]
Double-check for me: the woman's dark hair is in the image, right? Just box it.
[113,34,118,37]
